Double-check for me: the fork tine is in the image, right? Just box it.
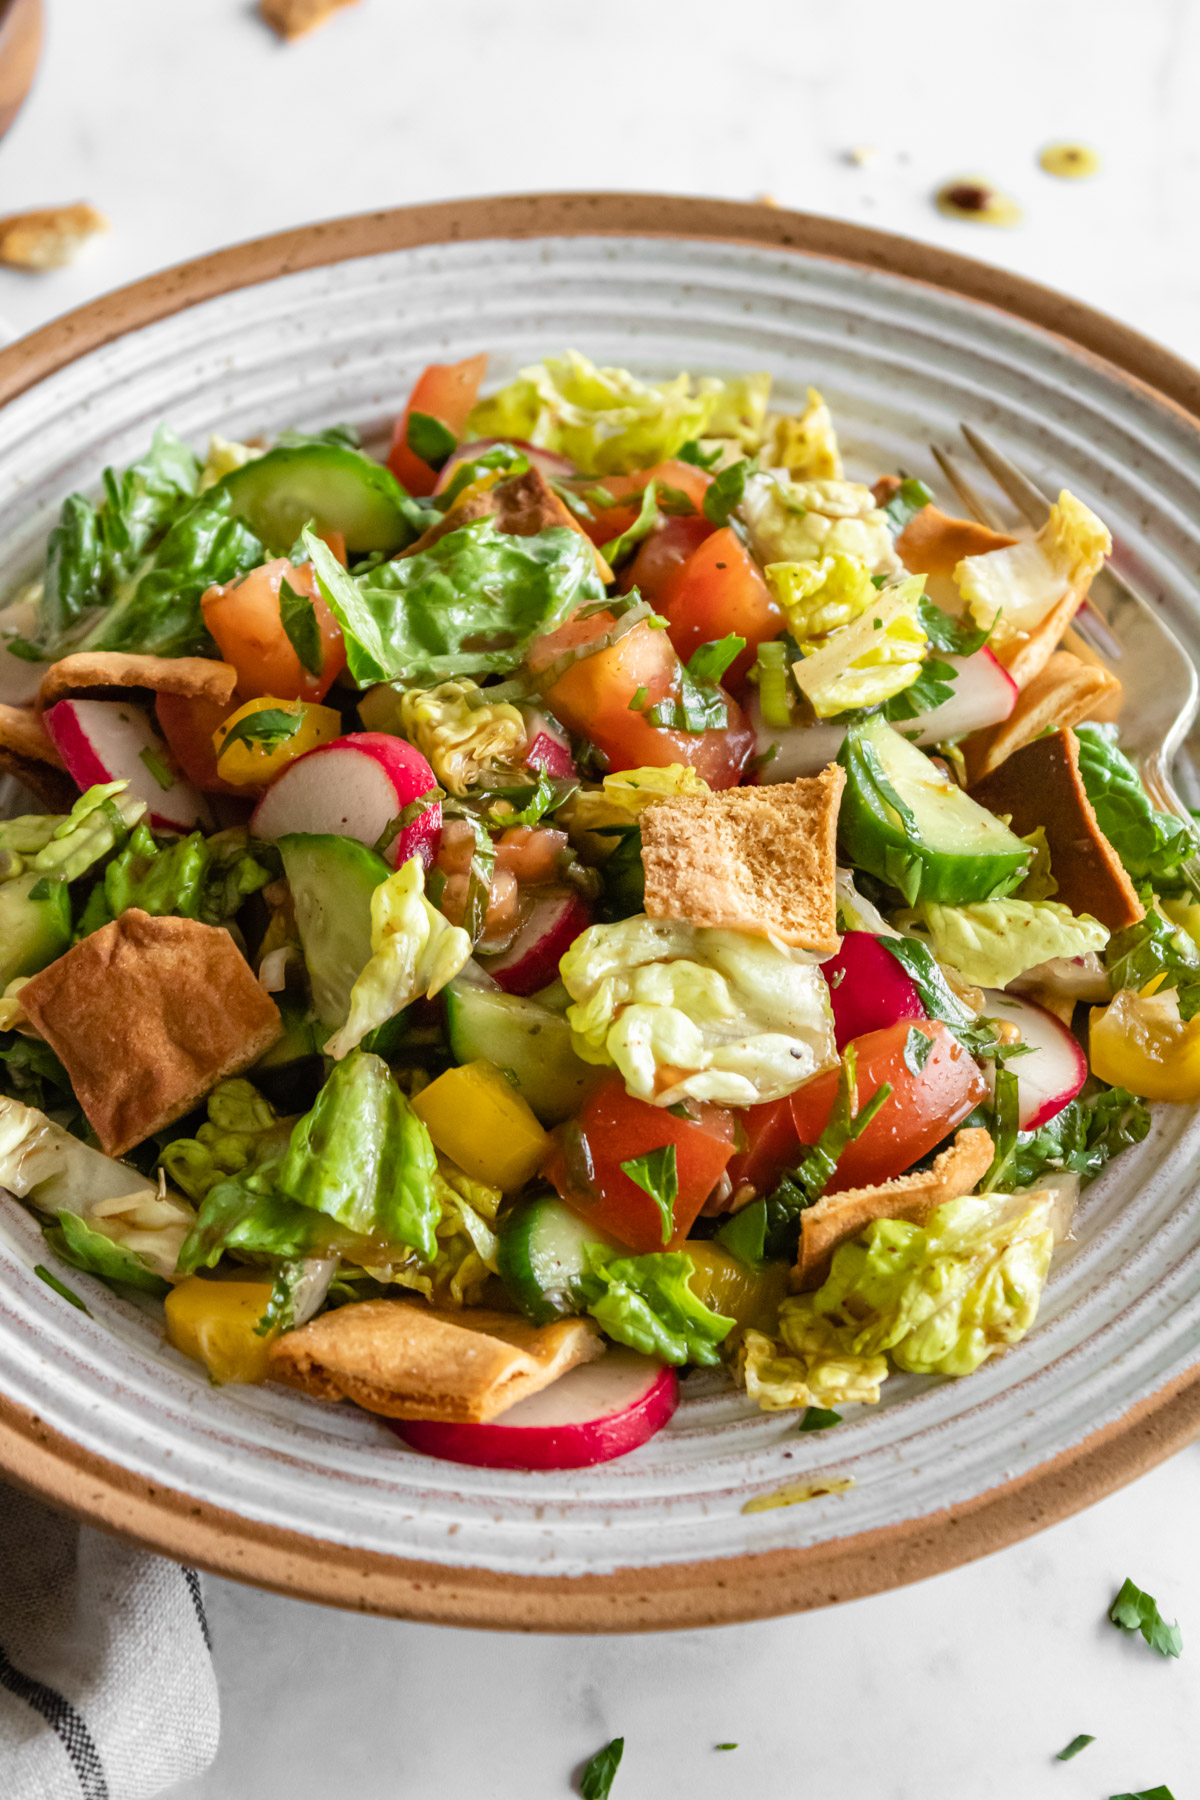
[959,424,1052,527]
[929,445,1007,530]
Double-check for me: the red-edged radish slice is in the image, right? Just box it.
[750,648,1018,781]
[909,648,1017,747]
[521,707,577,780]
[251,732,440,868]
[822,931,927,1051]
[391,1350,677,1470]
[43,698,213,832]
[980,987,1087,1129]
[433,438,577,493]
[481,891,592,995]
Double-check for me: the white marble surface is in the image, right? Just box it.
[4,1,1200,1794]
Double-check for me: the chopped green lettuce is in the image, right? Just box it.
[737,1315,888,1410]
[75,822,273,938]
[1074,726,1194,890]
[465,350,760,474]
[1006,1086,1151,1190]
[789,576,929,717]
[1105,908,1200,1020]
[740,473,897,574]
[758,388,843,479]
[560,914,837,1108]
[909,898,1109,988]
[43,1208,170,1296]
[22,782,147,885]
[305,519,603,687]
[159,1078,286,1204]
[578,1246,734,1366]
[954,490,1110,639]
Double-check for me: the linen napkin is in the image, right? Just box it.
[0,1484,218,1798]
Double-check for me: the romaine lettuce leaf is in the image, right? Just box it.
[75,822,273,938]
[560,914,837,1108]
[736,1315,888,1409]
[324,856,471,1060]
[910,898,1109,988]
[306,519,603,687]
[24,782,145,885]
[577,1245,734,1366]
[803,1189,1057,1376]
[740,474,897,574]
[465,351,755,475]
[1075,725,1195,890]
[789,577,928,717]
[954,490,1110,639]
[1105,908,1200,1020]
[43,1208,170,1297]
[395,679,527,796]
[758,388,843,480]
[159,1078,287,1205]
[279,1050,441,1262]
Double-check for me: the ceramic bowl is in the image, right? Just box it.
[1,195,1199,1631]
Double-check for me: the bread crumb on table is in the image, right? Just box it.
[260,0,360,40]
[0,204,109,272]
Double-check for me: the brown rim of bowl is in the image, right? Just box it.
[0,193,1198,1632]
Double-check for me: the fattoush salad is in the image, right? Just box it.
[0,350,1185,1469]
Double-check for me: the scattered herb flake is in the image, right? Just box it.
[882,477,934,537]
[1109,1577,1182,1658]
[137,744,175,792]
[27,876,56,902]
[628,685,648,712]
[279,577,324,677]
[687,634,745,685]
[34,1264,90,1314]
[902,1025,934,1077]
[1055,1734,1094,1761]
[703,457,754,528]
[579,1736,624,1800]
[405,410,457,469]
[714,1743,738,1751]
[798,1407,843,1432]
[219,707,304,756]
[677,438,724,471]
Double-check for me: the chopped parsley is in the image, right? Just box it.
[620,1144,678,1245]
[279,577,324,677]
[1109,1577,1182,1658]
[579,1736,624,1799]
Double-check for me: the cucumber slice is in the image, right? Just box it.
[277,833,389,1030]
[0,872,71,986]
[444,980,596,1124]
[498,1193,614,1325]
[215,445,415,555]
[838,715,1029,905]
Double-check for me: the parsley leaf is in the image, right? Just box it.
[879,656,958,724]
[1056,1734,1095,1761]
[687,635,745,685]
[1109,1577,1183,1658]
[374,787,445,860]
[579,1737,624,1799]
[219,707,303,755]
[600,481,662,567]
[26,876,56,902]
[1006,1086,1150,1189]
[882,477,934,536]
[798,1407,842,1432]
[405,410,457,469]
[1106,911,1200,1021]
[916,595,990,658]
[677,438,724,471]
[645,661,729,734]
[138,745,175,792]
[703,457,754,528]
[979,1064,1021,1192]
[876,937,1014,1061]
[902,1024,934,1076]
[497,770,578,829]
[279,577,323,677]
[33,1264,90,1314]
[1109,1788,1176,1799]
[620,1144,678,1245]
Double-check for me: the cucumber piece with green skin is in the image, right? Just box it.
[837,715,1029,905]
[277,833,389,1031]
[214,446,416,555]
[443,980,597,1125]
[0,872,71,986]
[498,1193,618,1325]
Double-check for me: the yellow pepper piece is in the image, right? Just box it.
[412,1058,548,1191]
[1089,986,1200,1103]
[164,1275,277,1384]
[682,1241,789,1335]
[213,696,341,787]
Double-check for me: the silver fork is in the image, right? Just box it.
[931,425,1200,898]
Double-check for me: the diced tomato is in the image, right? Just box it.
[618,514,714,598]
[657,527,784,689]
[530,611,754,790]
[387,353,488,497]
[572,460,713,548]
[542,1074,735,1253]
[154,690,242,796]
[725,1096,800,1198]
[201,558,346,703]
[789,1019,987,1193]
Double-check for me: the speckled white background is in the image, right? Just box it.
[2,2,1199,1795]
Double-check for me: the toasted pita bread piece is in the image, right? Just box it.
[0,205,109,272]
[970,727,1143,931]
[0,702,76,809]
[38,653,238,711]
[640,767,845,952]
[896,506,1016,578]
[19,910,281,1157]
[260,0,359,38]
[963,650,1122,783]
[791,1126,995,1290]
[269,1301,604,1422]
[402,466,612,583]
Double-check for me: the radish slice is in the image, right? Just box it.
[391,1349,678,1470]
[433,438,576,493]
[521,707,577,780]
[980,987,1087,1130]
[480,891,592,995]
[250,732,440,868]
[750,648,1018,781]
[822,931,927,1050]
[43,698,212,832]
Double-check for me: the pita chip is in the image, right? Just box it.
[39,653,238,711]
[0,702,76,809]
[269,1301,604,1422]
[963,651,1122,783]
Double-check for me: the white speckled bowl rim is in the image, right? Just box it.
[1,195,1199,1633]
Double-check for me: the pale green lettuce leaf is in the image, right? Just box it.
[954,490,1110,638]
[789,576,929,718]
[559,915,837,1107]
[43,1209,170,1296]
[325,856,471,1060]
[740,473,897,574]
[158,1078,286,1203]
[758,388,844,479]
[909,898,1109,988]
[736,1318,888,1410]
[577,1246,734,1366]
[27,782,146,883]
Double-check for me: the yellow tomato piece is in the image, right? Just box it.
[683,1241,789,1334]
[164,1276,277,1384]
[1089,986,1200,1103]
[212,696,341,787]
[412,1058,548,1191]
